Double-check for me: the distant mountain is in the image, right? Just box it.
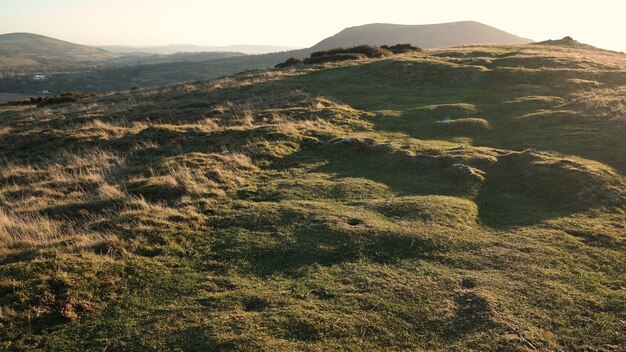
[99,44,300,55]
[109,51,247,66]
[0,33,119,66]
[309,21,533,52]
[215,21,533,67]
[0,33,252,79]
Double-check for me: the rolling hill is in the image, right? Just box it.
[99,44,300,55]
[0,33,250,82]
[309,21,533,51]
[0,40,624,350]
[0,32,119,66]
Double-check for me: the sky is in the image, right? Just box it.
[0,0,625,52]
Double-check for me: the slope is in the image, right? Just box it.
[0,41,624,351]
[0,33,119,65]
[99,44,300,55]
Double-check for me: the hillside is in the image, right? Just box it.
[0,33,247,84]
[99,44,300,55]
[0,42,625,351]
[309,21,533,52]
[0,33,119,66]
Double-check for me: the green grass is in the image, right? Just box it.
[0,43,625,351]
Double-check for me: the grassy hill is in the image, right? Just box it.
[99,44,299,55]
[0,41,624,351]
[0,33,119,65]
[309,21,533,52]
[0,33,248,86]
[0,33,121,80]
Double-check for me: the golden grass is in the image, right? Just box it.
[0,209,60,245]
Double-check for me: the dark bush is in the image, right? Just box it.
[310,45,392,59]
[381,44,421,54]
[303,53,368,65]
[0,100,28,107]
[36,92,96,107]
[275,57,302,68]
[280,44,419,68]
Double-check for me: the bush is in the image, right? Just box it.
[280,44,420,67]
[381,44,421,54]
[35,92,96,107]
[275,57,302,68]
[310,45,392,59]
[303,53,368,65]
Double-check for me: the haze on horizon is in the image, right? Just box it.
[1,0,625,52]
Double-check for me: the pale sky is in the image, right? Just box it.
[1,0,625,52]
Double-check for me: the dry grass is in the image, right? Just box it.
[569,86,626,119]
[0,209,60,245]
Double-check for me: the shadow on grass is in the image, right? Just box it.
[475,153,595,229]
[271,144,601,231]
[212,212,436,277]
[270,145,472,198]
[445,292,499,342]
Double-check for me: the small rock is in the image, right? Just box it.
[412,155,440,165]
[361,138,376,146]
[450,163,485,181]
[331,137,361,145]
[372,143,394,153]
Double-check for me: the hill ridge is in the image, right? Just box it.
[309,21,533,52]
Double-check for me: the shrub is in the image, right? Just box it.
[303,53,368,65]
[36,91,96,107]
[295,44,418,66]
[381,44,421,54]
[275,57,302,68]
[310,45,392,59]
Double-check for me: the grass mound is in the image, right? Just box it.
[435,117,490,133]
[478,150,624,226]
[249,175,393,201]
[362,195,478,228]
[497,95,566,111]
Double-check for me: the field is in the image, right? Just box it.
[0,42,624,351]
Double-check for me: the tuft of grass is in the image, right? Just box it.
[0,209,60,245]
[435,117,491,132]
